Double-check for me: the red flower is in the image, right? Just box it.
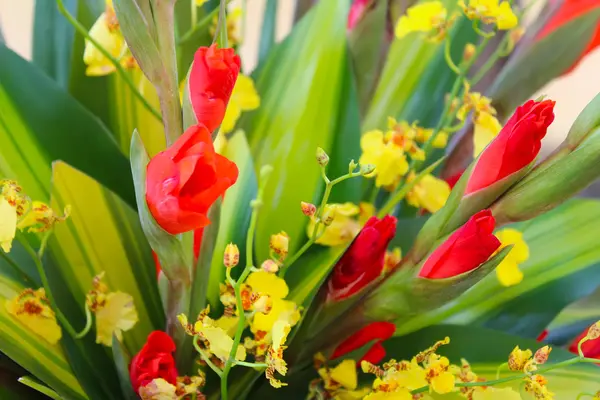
[418,210,501,279]
[568,325,600,359]
[189,44,241,133]
[348,0,370,30]
[538,0,600,74]
[146,124,238,234]
[332,321,396,364]
[465,100,555,195]
[445,170,464,189]
[327,216,397,301]
[129,331,178,393]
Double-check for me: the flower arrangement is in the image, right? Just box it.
[2,0,600,399]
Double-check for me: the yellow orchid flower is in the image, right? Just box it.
[495,228,529,287]
[138,378,177,400]
[307,202,361,246]
[246,271,289,299]
[95,291,138,346]
[221,74,260,133]
[406,174,451,213]
[0,196,17,253]
[473,112,502,157]
[251,297,300,333]
[194,321,246,362]
[459,0,518,30]
[17,201,70,233]
[395,1,448,39]
[360,130,409,188]
[6,288,62,344]
[265,320,291,388]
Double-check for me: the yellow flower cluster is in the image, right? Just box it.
[83,0,136,76]
[306,202,375,247]
[459,0,518,30]
[360,118,447,189]
[6,288,62,345]
[395,1,451,41]
[0,180,69,253]
[506,345,554,399]
[494,228,529,287]
[86,272,138,347]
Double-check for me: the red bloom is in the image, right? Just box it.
[146,124,238,234]
[445,170,464,189]
[538,0,600,74]
[129,331,178,393]
[327,216,397,301]
[332,321,396,364]
[569,325,600,359]
[465,100,555,195]
[418,210,501,279]
[189,44,241,133]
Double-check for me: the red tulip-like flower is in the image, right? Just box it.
[418,210,501,279]
[129,331,178,393]
[465,100,555,195]
[332,321,396,364]
[538,0,600,74]
[146,124,238,234]
[568,325,600,359]
[189,44,241,133]
[327,216,397,301]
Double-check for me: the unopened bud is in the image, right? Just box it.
[253,295,273,314]
[301,201,317,217]
[270,231,289,259]
[261,259,279,273]
[321,205,337,226]
[463,43,476,62]
[316,147,329,167]
[533,345,552,365]
[587,321,600,340]
[360,164,376,176]
[223,243,240,268]
[260,165,274,181]
[349,159,358,173]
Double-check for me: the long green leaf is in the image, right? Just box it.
[239,0,351,261]
[0,44,134,207]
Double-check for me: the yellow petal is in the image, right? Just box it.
[359,202,376,226]
[496,228,529,263]
[473,112,502,157]
[0,197,17,253]
[329,359,358,390]
[472,387,522,400]
[83,13,126,77]
[496,2,518,30]
[215,315,239,337]
[246,271,289,299]
[251,298,299,333]
[310,213,360,247]
[430,371,455,394]
[138,378,178,400]
[271,320,291,352]
[364,390,413,400]
[6,289,62,345]
[410,174,451,213]
[221,101,242,134]
[198,325,246,362]
[496,260,523,287]
[95,291,138,346]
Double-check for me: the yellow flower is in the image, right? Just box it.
[195,0,208,5]
[246,271,289,299]
[508,345,532,371]
[17,201,70,233]
[359,202,376,226]
[473,112,502,157]
[459,0,518,30]
[265,320,291,388]
[0,196,17,253]
[395,1,448,39]
[6,288,62,345]
[214,315,239,337]
[430,370,455,394]
[495,229,529,287]
[415,127,448,148]
[329,359,358,390]
[364,391,413,400]
[495,1,518,30]
[251,297,300,333]
[384,247,402,272]
[138,378,178,400]
[221,74,260,133]
[270,231,289,259]
[83,3,128,76]
[406,174,451,213]
[472,387,522,400]
[360,130,409,188]
[95,291,138,346]
[195,323,246,362]
[308,203,361,247]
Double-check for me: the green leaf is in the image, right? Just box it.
[0,43,134,207]
[111,335,138,400]
[17,376,61,400]
[48,161,164,352]
[239,0,352,261]
[0,275,87,400]
[489,7,600,113]
[258,0,278,63]
[395,199,600,338]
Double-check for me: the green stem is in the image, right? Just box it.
[191,0,198,28]
[193,335,223,377]
[220,167,271,400]
[279,239,314,278]
[0,251,36,286]
[377,157,446,218]
[470,34,510,86]
[233,361,268,368]
[444,38,461,75]
[178,9,218,45]
[55,0,161,121]
[496,362,508,379]
[74,304,93,339]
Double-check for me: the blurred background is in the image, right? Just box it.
[1,0,600,152]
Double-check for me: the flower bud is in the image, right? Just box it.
[261,259,280,273]
[321,205,337,226]
[270,231,289,258]
[587,321,600,340]
[360,164,376,176]
[508,346,532,371]
[463,43,476,62]
[349,159,359,173]
[301,201,317,217]
[260,165,274,181]
[316,147,329,167]
[533,345,552,365]
[223,243,240,268]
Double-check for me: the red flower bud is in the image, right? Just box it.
[569,324,600,359]
[332,321,396,364]
[327,216,397,301]
[538,0,600,75]
[347,0,370,30]
[189,44,241,133]
[146,124,238,234]
[465,100,555,195]
[129,331,178,393]
[418,209,501,279]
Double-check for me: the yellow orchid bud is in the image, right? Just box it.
[301,201,317,217]
[261,259,279,273]
[223,243,240,268]
[269,232,289,259]
[316,147,329,167]
[533,345,552,365]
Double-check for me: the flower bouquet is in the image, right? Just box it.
[2,0,600,398]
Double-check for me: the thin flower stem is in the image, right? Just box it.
[193,335,223,377]
[191,0,198,28]
[496,362,508,379]
[279,239,314,278]
[0,251,36,286]
[444,38,461,75]
[233,361,268,368]
[74,304,93,339]
[221,166,272,400]
[178,4,227,45]
[470,34,511,85]
[55,0,162,121]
